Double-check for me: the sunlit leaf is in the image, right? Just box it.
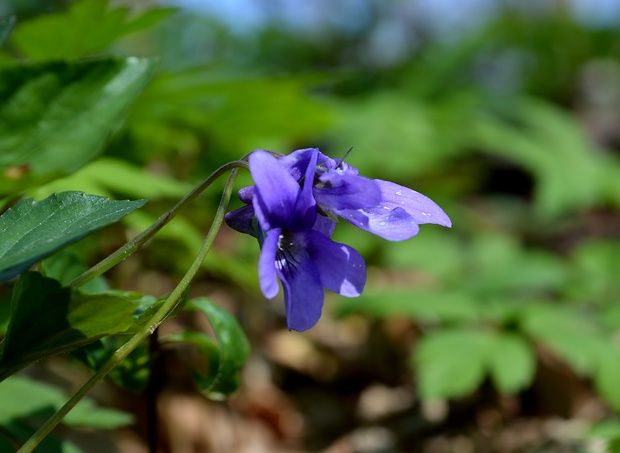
[0,57,157,194]
[520,305,602,375]
[0,272,138,374]
[30,158,192,200]
[72,290,183,393]
[587,420,620,441]
[470,99,603,217]
[594,345,620,411]
[11,0,176,60]
[336,290,480,324]
[488,333,536,394]
[414,329,495,399]
[566,239,620,307]
[0,375,133,429]
[466,233,567,296]
[128,70,332,156]
[0,192,146,282]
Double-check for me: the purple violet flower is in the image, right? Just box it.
[232,149,366,331]
[281,148,452,240]
[225,147,451,331]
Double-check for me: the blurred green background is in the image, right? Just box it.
[1,0,620,451]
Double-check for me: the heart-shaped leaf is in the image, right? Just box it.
[0,192,145,282]
[163,298,250,398]
[0,57,157,194]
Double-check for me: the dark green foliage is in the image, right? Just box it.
[0,192,145,281]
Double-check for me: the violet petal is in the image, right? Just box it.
[314,173,381,211]
[224,205,257,237]
[258,228,281,299]
[250,151,301,230]
[375,180,452,227]
[339,207,421,241]
[276,244,324,332]
[305,230,366,297]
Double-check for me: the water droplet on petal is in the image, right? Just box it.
[395,191,402,196]
[383,206,391,210]
[401,201,405,205]
[422,212,431,216]
[379,222,386,226]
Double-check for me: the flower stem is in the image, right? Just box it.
[69,160,248,288]
[18,168,242,453]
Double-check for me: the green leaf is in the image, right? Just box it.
[383,228,463,280]
[336,290,480,324]
[71,290,181,393]
[64,398,134,429]
[567,239,620,307]
[171,298,251,398]
[11,0,176,60]
[469,99,603,217]
[75,336,151,393]
[520,305,601,375]
[0,375,133,429]
[0,421,84,453]
[0,16,15,48]
[0,291,10,336]
[0,57,158,194]
[128,70,332,154]
[331,94,459,179]
[31,157,192,200]
[414,329,494,399]
[594,345,620,411]
[0,192,145,282]
[40,247,109,294]
[0,272,138,374]
[488,333,536,394]
[587,420,620,441]
[465,233,568,296]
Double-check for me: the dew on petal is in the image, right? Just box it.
[395,191,402,196]
[383,206,391,210]
[379,222,386,226]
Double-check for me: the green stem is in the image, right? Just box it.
[69,160,248,288]
[18,168,242,453]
